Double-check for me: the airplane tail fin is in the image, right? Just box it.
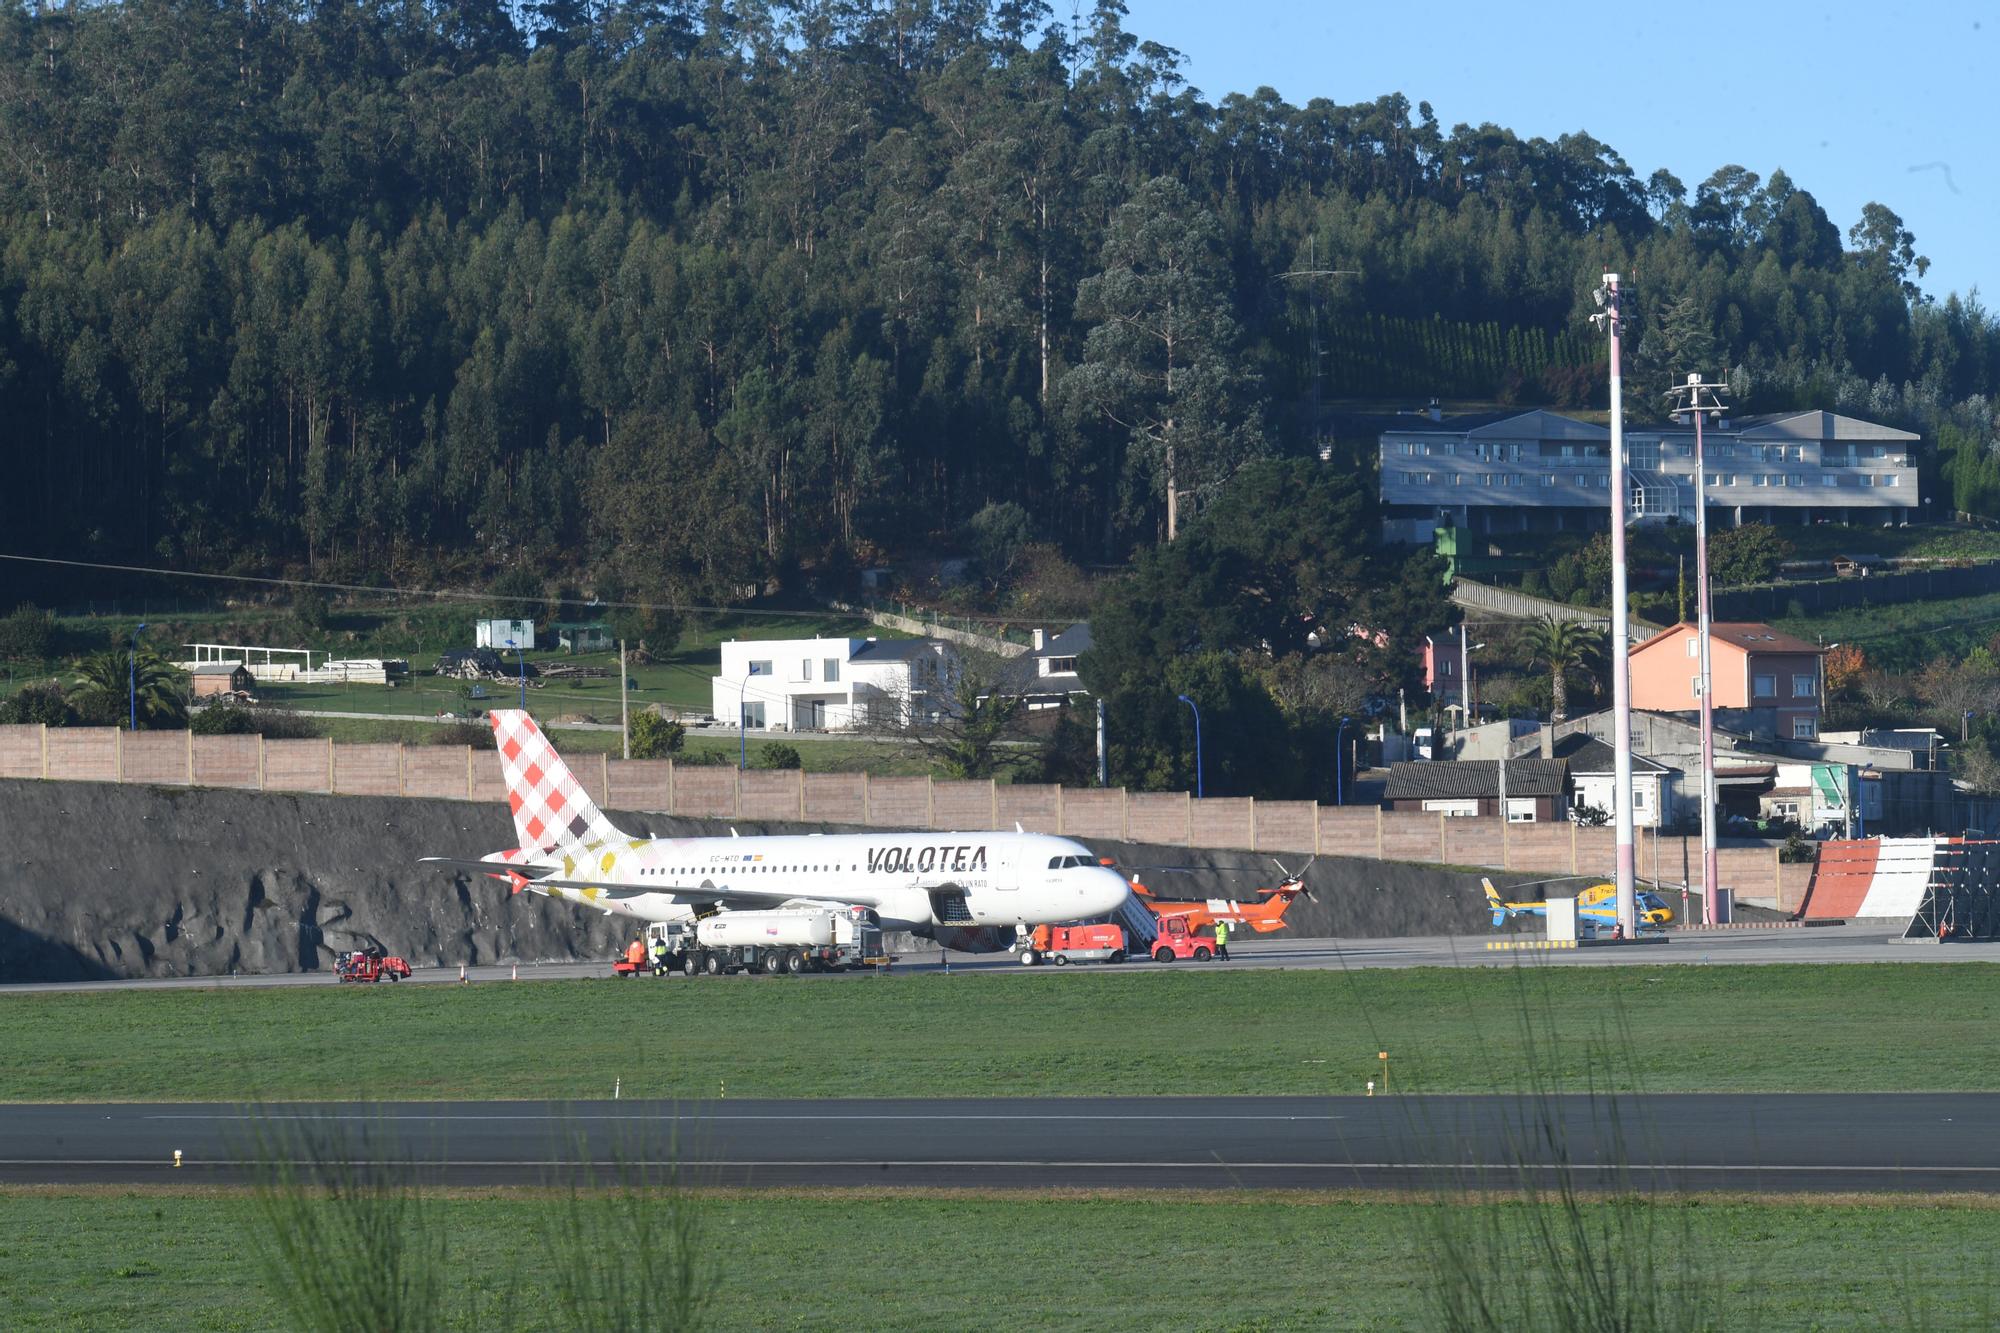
[489,710,625,856]
[1244,878,1309,932]
[1482,877,1508,928]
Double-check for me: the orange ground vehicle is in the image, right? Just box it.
[1149,915,1219,963]
[1018,922,1126,966]
[336,950,411,982]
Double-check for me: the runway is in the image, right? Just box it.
[4,1093,1997,1192]
[6,922,1998,994]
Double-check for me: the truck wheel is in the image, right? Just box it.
[784,950,807,976]
[703,953,725,977]
[1054,953,1069,966]
[764,951,786,976]
[1108,950,1126,964]
[1154,946,1174,963]
[1193,946,1213,962]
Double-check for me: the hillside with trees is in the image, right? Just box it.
[3,0,1998,607]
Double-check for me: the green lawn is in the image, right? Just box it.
[2,1187,1995,1329]
[9,965,2000,1103]
[1772,585,2000,671]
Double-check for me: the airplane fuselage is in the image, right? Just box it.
[516,829,1131,935]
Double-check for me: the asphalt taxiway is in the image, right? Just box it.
[5,922,1996,994]
[3,1093,1995,1192]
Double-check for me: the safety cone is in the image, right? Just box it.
[458,963,467,984]
[511,962,519,981]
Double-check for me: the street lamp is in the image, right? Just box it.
[504,638,527,709]
[739,662,763,770]
[1335,715,1351,805]
[1176,694,1204,799]
[128,623,148,731]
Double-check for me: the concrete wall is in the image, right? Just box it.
[0,723,1796,894]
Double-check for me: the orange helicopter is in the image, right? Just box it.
[1124,859,1314,934]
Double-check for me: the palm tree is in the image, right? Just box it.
[70,649,188,729]
[1523,617,1603,723]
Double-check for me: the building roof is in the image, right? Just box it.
[1632,621,1823,657]
[190,662,247,676]
[1383,759,1569,801]
[850,637,947,663]
[1035,623,1092,659]
[1551,733,1672,775]
[1380,408,1611,441]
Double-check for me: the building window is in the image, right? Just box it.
[824,658,840,683]
[1793,674,1816,697]
[749,659,773,678]
[1789,474,1805,487]
[1822,475,1839,486]
[1715,444,1734,458]
[1887,475,1901,487]
[1793,717,1818,740]
[1756,475,1771,487]
[1046,656,1078,674]
[742,702,766,728]
[1754,674,1777,699]
[1690,674,1703,698]
[1421,799,1480,817]
[1505,799,1537,823]
[799,658,813,682]
[1633,785,1650,812]
[1686,638,1699,657]
[1542,474,1556,487]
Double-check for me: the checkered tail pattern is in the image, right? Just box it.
[488,709,624,856]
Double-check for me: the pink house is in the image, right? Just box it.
[1628,622,1824,741]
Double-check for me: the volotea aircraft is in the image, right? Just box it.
[1481,877,1674,931]
[421,710,1131,952]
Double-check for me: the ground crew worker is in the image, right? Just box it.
[626,937,646,969]
[1213,919,1230,960]
[651,933,671,976]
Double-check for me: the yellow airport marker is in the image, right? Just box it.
[173,1149,182,1168]
[1378,1051,1391,1097]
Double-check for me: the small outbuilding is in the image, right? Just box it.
[1381,758,1570,822]
[556,622,612,653]
[475,618,535,651]
[190,663,255,697]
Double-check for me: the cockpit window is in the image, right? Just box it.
[1048,857,1062,869]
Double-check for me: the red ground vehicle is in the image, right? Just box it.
[1018,922,1126,966]
[336,950,411,982]
[1149,915,1218,963]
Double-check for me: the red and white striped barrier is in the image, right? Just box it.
[1801,838,1941,920]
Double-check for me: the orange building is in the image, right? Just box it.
[1628,623,1823,741]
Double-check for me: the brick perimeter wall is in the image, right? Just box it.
[1,724,1825,895]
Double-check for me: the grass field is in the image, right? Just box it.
[9,964,2000,1103]
[1772,584,2000,670]
[3,1186,1996,1329]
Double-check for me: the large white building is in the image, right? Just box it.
[1379,407,1921,542]
[712,637,956,732]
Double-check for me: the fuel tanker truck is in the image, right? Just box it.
[647,907,889,977]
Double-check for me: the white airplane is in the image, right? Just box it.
[420,710,1131,952]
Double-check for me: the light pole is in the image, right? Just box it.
[1177,694,1204,799]
[739,662,763,770]
[1456,632,1485,748]
[505,638,526,709]
[128,623,148,731]
[1593,273,1638,938]
[1335,715,1351,805]
[1671,372,1730,925]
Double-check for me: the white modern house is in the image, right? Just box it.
[712,636,957,732]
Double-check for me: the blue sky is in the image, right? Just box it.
[1130,0,1993,304]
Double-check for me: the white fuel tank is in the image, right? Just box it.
[698,911,838,948]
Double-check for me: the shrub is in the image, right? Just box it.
[0,602,56,660]
[0,681,72,725]
[630,712,685,759]
[191,706,258,735]
[430,721,495,749]
[756,741,802,770]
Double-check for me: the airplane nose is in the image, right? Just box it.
[1091,870,1130,915]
